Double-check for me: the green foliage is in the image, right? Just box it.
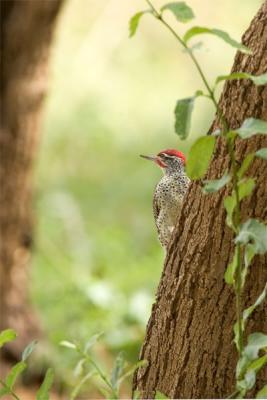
[61,335,147,399]
[242,284,267,326]
[244,333,267,362]
[0,329,17,348]
[241,244,255,288]
[203,172,230,193]
[236,333,267,396]
[160,2,194,22]
[22,340,38,362]
[155,390,169,399]
[215,72,267,86]
[183,26,251,53]
[186,136,215,179]
[0,330,53,400]
[236,118,267,138]
[174,97,194,139]
[129,11,149,37]
[256,384,267,399]
[0,331,26,399]
[238,178,255,200]
[36,369,54,400]
[0,328,146,400]
[235,219,267,254]
[5,362,27,390]
[137,2,267,398]
[234,285,267,353]
[237,153,254,179]
[224,194,236,230]
[256,147,267,160]
[224,247,238,285]
[224,179,255,232]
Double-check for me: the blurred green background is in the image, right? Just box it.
[30,0,262,393]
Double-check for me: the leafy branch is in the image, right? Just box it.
[60,335,147,399]
[0,329,53,400]
[130,1,267,397]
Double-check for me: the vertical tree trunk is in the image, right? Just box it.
[134,2,267,398]
[0,0,62,360]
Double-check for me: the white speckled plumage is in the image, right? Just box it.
[141,150,190,249]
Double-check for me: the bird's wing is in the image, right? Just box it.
[153,190,161,233]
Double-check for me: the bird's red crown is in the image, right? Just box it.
[158,149,186,164]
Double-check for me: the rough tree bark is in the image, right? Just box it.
[0,0,63,361]
[134,2,267,398]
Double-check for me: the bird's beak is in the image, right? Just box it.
[140,154,157,161]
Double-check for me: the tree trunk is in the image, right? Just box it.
[0,0,62,361]
[134,2,267,398]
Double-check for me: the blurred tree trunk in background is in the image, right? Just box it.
[0,0,62,361]
[134,2,267,398]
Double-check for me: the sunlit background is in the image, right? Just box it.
[30,0,262,395]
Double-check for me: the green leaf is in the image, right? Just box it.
[237,369,256,392]
[244,333,267,360]
[0,387,10,397]
[0,329,17,348]
[194,89,207,98]
[161,2,194,23]
[241,244,256,288]
[236,351,249,379]
[224,194,236,230]
[238,178,255,201]
[235,285,267,358]
[237,153,255,179]
[224,181,255,232]
[236,118,267,139]
[216,72,250,85]
[133,389,141,399]
[22,340,38,362]
[215,72,267,86]
[235,219,267,254]
[129,11,148,38]
[203,172,230,193]
[36,368,54,400]
[252,72,267,85]
[224,247,238,285]
[243,283,267,323]
[6,361,27,389]
[256,384,267,399]
[60,340,76,349]
[84,332,103,353]
[256,148,267,160]
[155,390,169,399]
[247,354,267,374]
[111,352,125,390]
[118,359,148,384]
[70,371,96,400]
[74,358,85,377]
[174,97,194,139]
[186,136,215,180]
[183,26,251,54]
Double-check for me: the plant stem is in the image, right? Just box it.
[145,0,229,131]
[228,138,243,354]
[0,379,20,400]
[77,348,118,399]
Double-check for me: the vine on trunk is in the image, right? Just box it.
[130,2,267,398]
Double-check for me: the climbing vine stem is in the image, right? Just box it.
[145,0,245,359]
[131,1,267,397]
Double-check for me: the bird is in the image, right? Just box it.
[140,149,190,249]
